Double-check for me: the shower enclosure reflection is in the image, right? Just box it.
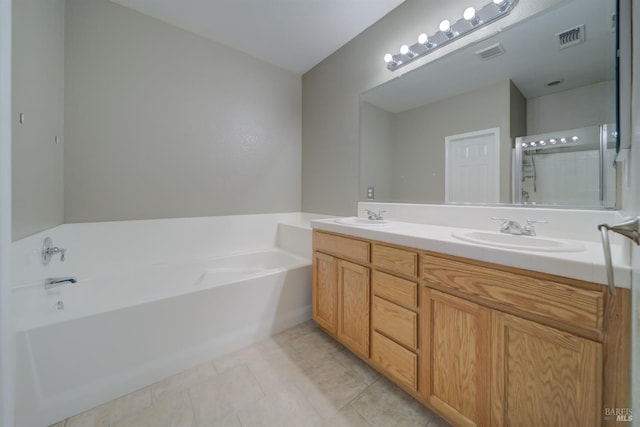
[514,124,617,207]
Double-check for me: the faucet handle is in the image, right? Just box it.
[490,217,510,230]
[365,209,386,220]
[524,219,548,235]
[60,248,66,262]
[490,217,509,222]
[526,219,548,226]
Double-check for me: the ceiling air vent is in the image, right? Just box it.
[475,43,505,61]
[556,24,585,49]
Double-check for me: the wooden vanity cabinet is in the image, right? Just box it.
[312,230,629,427]
[337,260,370,358]
[421,251,624,427]
[421,288,491,427]
[370,244,421,392]
[491,311,602,427]
[312,252,338,333]
[312,232,371,357]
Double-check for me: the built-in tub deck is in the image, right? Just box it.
[12,213,321,426]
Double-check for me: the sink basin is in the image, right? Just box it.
[452,231,585,252]
[334,217,391,227]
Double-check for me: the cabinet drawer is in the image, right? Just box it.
[314,232,370,263]
[371,331,418,391]
[372,244,418,277]
[372,270,418,309]
[422,254,604,333]
[372,296,417,350]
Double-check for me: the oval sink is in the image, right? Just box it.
[334,217,391,227]
[452,231,585,252]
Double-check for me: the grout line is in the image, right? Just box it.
[346,379,379,425]
[186,388,199,427]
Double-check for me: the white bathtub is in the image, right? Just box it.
[12,213,324,426]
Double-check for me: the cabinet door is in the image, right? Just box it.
[491,312,602,427]
[337,259,370,358]
[312,252,338,334]
[422,289,491,427]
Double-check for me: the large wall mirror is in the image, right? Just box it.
[360,0,618,209]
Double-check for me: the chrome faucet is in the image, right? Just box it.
[491,218,547,236]
[45,276,77,289]
[365,209,386,220]
[42,237,67,265]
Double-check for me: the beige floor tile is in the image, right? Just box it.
[64,408,105,427]
[247,348,310,393]
[270,319,318,344]
[332,349,380,386]
[59,321,453,427]
[196,413,242,427]
[111,391,195,427]
[426,413,452,427]
[65,387,152,427]
[213,339,298,373]
[189,364,264,425]
[320,405,372,427]
[151,361,217,402]
[288,329,344,365]
[293,355,369,420]
[352,378,442,427]
[236,384,323,427]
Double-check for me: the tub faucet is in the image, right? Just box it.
[45,276,77,289]
[42,237,67,265]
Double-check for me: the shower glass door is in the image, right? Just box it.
[513,124,617,208]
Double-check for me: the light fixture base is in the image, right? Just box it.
[386,0,518,71]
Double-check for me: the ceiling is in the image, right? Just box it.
[110,0,406,74]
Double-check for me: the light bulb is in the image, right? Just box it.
[539,140,546,145]
[572,136,579,141]
[531,142,537,147]
[400,45,410,55]
[384,53,393,63]
[560,137,567,143]
[493,0,508,11]
[521,142,527,148]
[550,138,556,144]
[464,7,476,20]
[418,33,428,45]
[439,20,451,32]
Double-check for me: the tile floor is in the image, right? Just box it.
[51,321,450,427]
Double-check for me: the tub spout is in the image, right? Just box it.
[45,276,77,289]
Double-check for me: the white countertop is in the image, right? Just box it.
[311,217,632,289]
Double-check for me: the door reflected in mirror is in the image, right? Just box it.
[359,0,618,209]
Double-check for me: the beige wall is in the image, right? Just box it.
[359,102,394,201]
[12,0,65,240]
[63,0,301,223]
[510,82,527,139]
[384,80,516,203]
[302,0,562,215]
[526,80,616,135]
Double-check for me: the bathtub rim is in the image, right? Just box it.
[12,247,311,332]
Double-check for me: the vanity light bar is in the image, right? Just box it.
[521,135,580,150]
[384,0,518,71]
